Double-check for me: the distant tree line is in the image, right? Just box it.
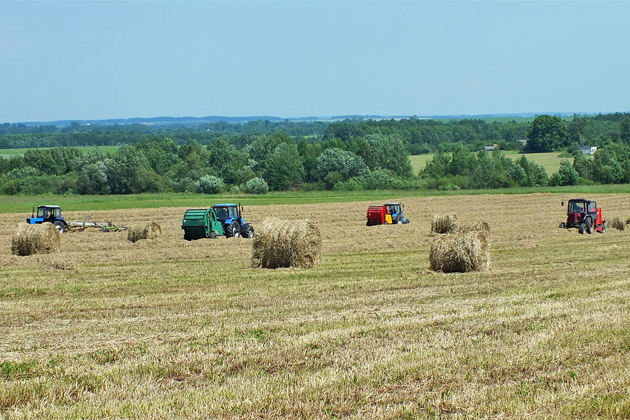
[2,112,630,195]
[418,113,630,189]
[0,132,416,195]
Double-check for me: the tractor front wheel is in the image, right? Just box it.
[559,222,566,229]
[241,224,254,238]
[579,223,586,234]
[53,221,65,233]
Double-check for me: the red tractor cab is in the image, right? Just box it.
[559,198,605,234]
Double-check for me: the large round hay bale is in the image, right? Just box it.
[127,221,162,243]
[11,222,61,256]
[431,214,458,234]
[429,231,489,273]
[611,217,625,231]
[252,218,322,269]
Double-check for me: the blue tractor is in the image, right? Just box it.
[211,203,254,238]
[26,205,68,233]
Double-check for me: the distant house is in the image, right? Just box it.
[516,139,528,146]
[484,143,498,152]
[579,145,597,155]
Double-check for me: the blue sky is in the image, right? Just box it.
[1,1,629,122]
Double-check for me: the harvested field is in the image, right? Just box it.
[1,193,630,418]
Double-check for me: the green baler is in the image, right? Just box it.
[181,208,224,240]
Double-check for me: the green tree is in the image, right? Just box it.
[369,134,414,178]
[243,177,269,194]
[555,159,579,186]
[266,142,304,191]
[620,118,630,144]
[316,148,369,184]
[526,115,568,152]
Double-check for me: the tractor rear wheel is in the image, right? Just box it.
[226,221,240,238]
[585,217,593,234]
[53,221,65,233]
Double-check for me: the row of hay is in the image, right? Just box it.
[127,222,162,243]
[252,218,322,269]
[11,222,61,256]
[11,216,491,274]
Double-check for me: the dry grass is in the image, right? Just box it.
[10,222,61,256]
[127,221,162,243]
[251,218,322,269]
[611,217,626,231]
[1,194,630,419]
[429,230,489,273]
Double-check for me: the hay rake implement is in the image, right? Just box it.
[68,217,127,232]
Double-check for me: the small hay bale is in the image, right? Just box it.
[127,221,162,243]
[611,217,625,231]
[11,222,61,256]
[252,218,322,269]
[429,231,489,273]
[431,214,458,234]
[457,220,491,235]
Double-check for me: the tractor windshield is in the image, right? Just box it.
[213,207,228,220]
[36,207,60,218]
[588,202,597,212]
[569,202,585,213]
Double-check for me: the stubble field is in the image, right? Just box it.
[1,194,629,419]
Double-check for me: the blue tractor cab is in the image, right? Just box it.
[211,203,254,238]
[26,205,68,232]
[384,203,409,224]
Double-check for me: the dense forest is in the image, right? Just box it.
[0,112,629,195]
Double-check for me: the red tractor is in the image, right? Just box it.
[559,198,606,234]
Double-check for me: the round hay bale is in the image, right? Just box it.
[127,221,162,243]
[252,218,322,269]
[429,231,489,273]
[431,214,458,234]
[457,220,490,235]
[611,217,625,231]
[11,222,61,256]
